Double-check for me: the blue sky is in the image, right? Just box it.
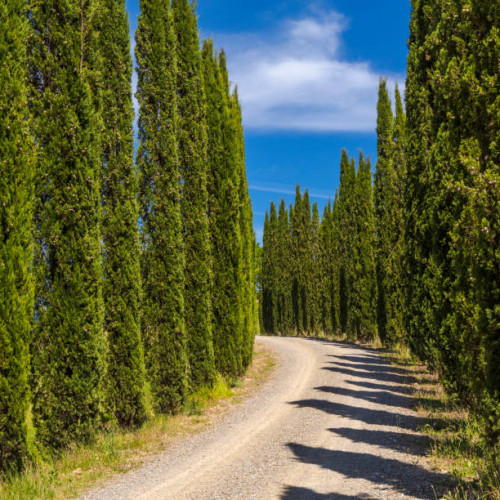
[126,0,411,241]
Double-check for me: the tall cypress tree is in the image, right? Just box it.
[136,0,187,413]
[330,193,341,332]
[0,0,35,469]
[172,0,215,389]
[338,150,356,335]
[405,0,500,448]
[202,40,242,378]
[230,85,258,368]
[374,79,394,344]
[261,211,271,332]
[374,80,406,347]
[276,200,292,334]
[351,153,377,341]
[100,0,146,427]
[261,206,278,334]
[301,191,313,334]
[311,202,321,333]
[386,84,406,345]
[291,187,303,332]
[30,0,105,449]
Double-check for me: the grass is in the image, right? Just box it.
[380,349,500,500]
[0,343,276,500]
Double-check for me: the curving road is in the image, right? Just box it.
[84,336,452,499]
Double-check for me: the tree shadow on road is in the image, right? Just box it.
[323,364,418,384]
[328,427,431,456]
[289,398,439,430]
[344,379,415,395]
[284,443,452,499]
[314,385,417,410]
[280,485,373,499]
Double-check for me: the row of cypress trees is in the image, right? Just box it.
[260,148,377,342]
[261,0,499,460]
[0,0,258,471]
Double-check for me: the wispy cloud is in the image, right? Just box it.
[249,182,333,200]
[214,9,404,132]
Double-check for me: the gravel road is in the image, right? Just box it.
[83,336,452,499]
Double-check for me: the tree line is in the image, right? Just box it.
[261,0,498,462]
[0,0,258,471]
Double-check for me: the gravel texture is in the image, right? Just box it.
[82,336,452,499]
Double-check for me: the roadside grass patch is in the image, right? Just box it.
[381,349,500,499]
[0,342,276,500]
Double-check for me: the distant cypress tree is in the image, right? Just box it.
[374,80,406,347]
[261,212,271,332]
[0,0,35,470]
[351,153,377,341]
[172,0,215,389]
[136,0,187,413]
[311,202,321,333]
[374,79,394,344]
[202,40,243,378]
[276,200,292,334]
[338,151,356,335]
[100,0,146,427]
[261,207,278,333]
[301,191,313,333]
[291,187,303,332]
[330,193,341,332]
[30,0,105,449]
[318,205,333,333]
[386,84,406,345]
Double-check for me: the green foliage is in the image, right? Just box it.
[0,0,35,470]
[230,87,259,368]
[172,0,215,390]
[338,150,357,335]
[100,0,147,428]
[29,0,106,450]
[202,40,243,378]
[136,0,187,413]
[350,154,377,341]
[404,0,499,448]
[374,80,406,347]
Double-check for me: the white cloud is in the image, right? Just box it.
[249,182,333,200]
[215,10,404,132]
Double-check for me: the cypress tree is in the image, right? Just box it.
[386,84,406,345]
[172,0,215,389]
[405,0,500,448]
[338,150,356,335]
[301,191,313,334]
[375,80,406,347]
[330,193,341,332]
[351,153,377,341]
[374,79,394,344]
[202,40,242,378]
[261,212,271,332]
[310,202,321,333]
[261,207,278,334]
[136,0,187,413]
[100,0,146,427]
[318,205,331,333]
[29,0,105,449]
[276,200,292,334]
[230,85,258,368]
[291,187,303,332]
[0,0,35,469]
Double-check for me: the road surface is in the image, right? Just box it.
[84,336,451,499]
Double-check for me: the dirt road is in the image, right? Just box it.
[84,336,451,499]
